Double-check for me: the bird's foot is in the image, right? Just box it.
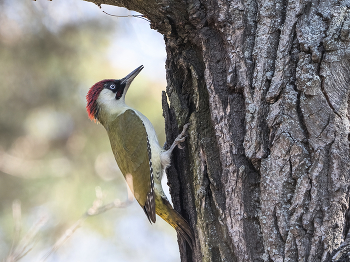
[173,123,189,149]
[161,123,190,169]
[165,123,190,152]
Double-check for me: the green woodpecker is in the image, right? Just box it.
[86,65,194,248]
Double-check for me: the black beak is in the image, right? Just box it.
[120,65,144,85]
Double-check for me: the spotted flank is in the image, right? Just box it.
[144,135,156,223]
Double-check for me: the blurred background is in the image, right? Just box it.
[0,0,180,261]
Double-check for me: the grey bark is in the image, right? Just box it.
[86,1,350,261]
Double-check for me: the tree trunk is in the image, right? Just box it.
[86,1,350,261]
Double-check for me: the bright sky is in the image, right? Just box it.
[31,0,167,84]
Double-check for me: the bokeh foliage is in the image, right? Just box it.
[0,1,175,261]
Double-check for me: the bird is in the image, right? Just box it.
[86,65,194,248]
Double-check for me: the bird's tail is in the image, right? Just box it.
[156,197,194,249]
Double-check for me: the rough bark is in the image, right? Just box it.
[85,1,350,261]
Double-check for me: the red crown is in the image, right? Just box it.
[86,79,114,121]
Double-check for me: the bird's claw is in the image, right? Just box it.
[162,123,190,162]
[176,138,186,149]
[174,123,189,150]
[182,123,190,135]
[175,136,186,143]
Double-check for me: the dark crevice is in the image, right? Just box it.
[260,102,271,160]
[242,0,258,92]
[319,114,331,138]
[166,15,178,37]
[343,186,350,239]
[273,205,285,244]
[263,0,289,97]
[248,0,290,164]
[296,91,310,141]
[211,247,223,262]
[317,44,342,119]
[323,141,334,228]
[304,1,313,16]
[320,75,342,119]
[291,29,312,155]
[280,0,288,27]
[288,25,299,88]
[348,90,350,163]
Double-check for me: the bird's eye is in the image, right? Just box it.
[110,84,116,90]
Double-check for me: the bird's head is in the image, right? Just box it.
[86,65,144,122]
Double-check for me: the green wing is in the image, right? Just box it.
[107,109,155,223]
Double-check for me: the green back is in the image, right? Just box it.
[106,109,152,208]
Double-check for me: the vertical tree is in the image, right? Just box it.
[85,1,350,261]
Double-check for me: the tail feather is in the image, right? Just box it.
[156,197,194,249]
[175,219,194,249]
